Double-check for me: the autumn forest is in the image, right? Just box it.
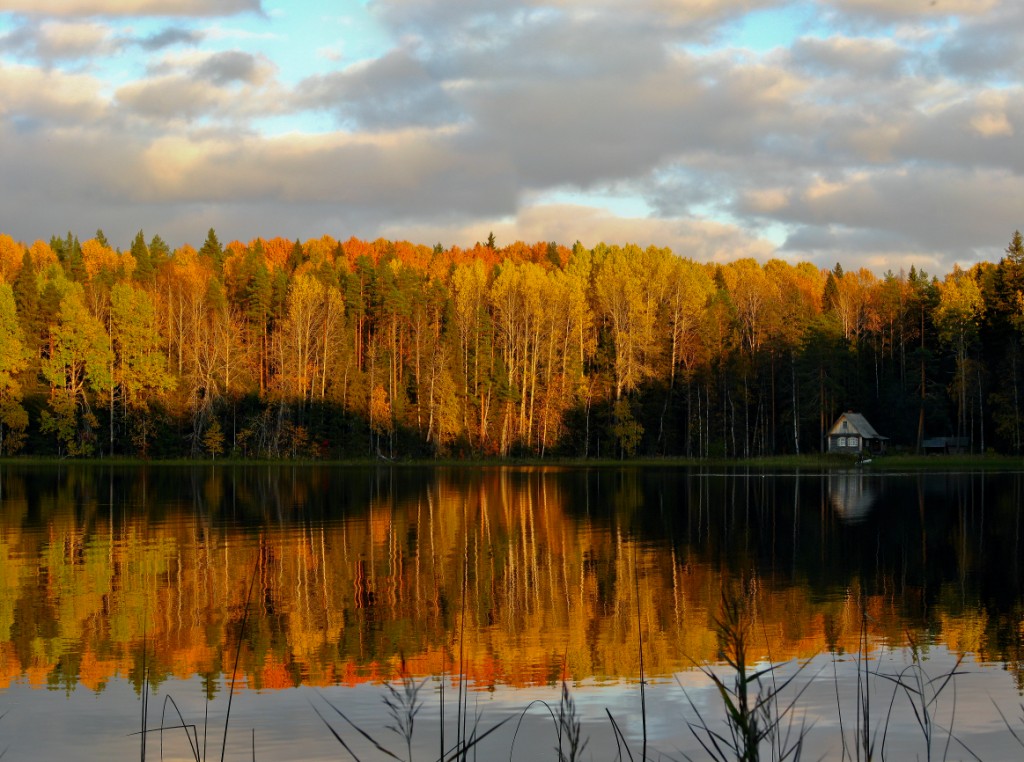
[0,228,1022,459]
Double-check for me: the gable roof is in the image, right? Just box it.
[828,412,887,439]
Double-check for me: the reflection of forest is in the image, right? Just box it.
[0,465,1022,695]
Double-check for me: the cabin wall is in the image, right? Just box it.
[828,434,862,453]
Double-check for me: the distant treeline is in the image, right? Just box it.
[0,228,1021,459]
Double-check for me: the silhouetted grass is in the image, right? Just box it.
[133,562,259,762]
[123,577,1003,762]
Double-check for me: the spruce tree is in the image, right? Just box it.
[12,249,40,360]
[130,230,153,283]
[149,233,170,261]
[199,228,224,272]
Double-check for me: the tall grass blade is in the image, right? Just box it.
[141,627,148,762]
[508,699,556,762]
[309,701,362,761]
[992,701,1024,749]
[315,692,403,761]
[220,560,260,762]
[436,714,511,762]
[160,694,201,762]
[634,548,647,762]
[604,709,635,762]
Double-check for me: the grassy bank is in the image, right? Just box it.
[1,452,1022,470]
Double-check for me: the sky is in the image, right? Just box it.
[0,0,1021,275]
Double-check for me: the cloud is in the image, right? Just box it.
[0,19,118,61]
[819,0,1002,23]
[0,0,1020,279]
[0,0,262,16]
[115,50,278,119]
[116,75,225,119]
[752,166,1024,269]
[137,26,204,49]
[788,35,907,79]
[196,49,261,84]
[0,62,107,125]
[372,0,786,41]
[389,202,778,262]
[296,48,460,130]
[937,2,1024,80]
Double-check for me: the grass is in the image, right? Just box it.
[680,590,814,762]
[133,562,260,762]
[124,578,996,761]
[4,452,1022,470]
[298,588,987,762]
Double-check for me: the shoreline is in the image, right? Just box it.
[0,453,1021,470]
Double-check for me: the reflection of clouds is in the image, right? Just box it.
[828,470,878,523]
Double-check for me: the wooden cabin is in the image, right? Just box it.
[827,412,888,455]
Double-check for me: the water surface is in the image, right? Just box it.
[0,464,1022,759]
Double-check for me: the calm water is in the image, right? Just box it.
[0,464,1023,759]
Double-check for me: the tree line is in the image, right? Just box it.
[0,227,1021,459]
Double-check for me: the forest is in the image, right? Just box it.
[0,227,1022,459]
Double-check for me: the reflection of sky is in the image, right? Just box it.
[1,647,1020,760]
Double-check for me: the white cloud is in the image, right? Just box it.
[0,0,1021,278]
[0,62,107,123]
[389,202,779,262]
[819,0,1001,21]
[0,0,260,16]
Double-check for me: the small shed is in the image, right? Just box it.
[827,412,888,455]
[922,436,970,455]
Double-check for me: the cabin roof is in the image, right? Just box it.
[828,412,887,440]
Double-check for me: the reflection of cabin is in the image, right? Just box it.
[828,471,878,523]
[922,436,970,454]
[827,412,888,455]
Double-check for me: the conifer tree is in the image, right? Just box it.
[149,234,170,261]
[12,249,41,359]
[130,230,153,283]
[199,228,224,272]
[0,283,28,454]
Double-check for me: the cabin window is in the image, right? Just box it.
[837,436,847,447]
[852,436,860,449]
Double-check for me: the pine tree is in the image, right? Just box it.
[130,230,153,283]
[287,238,304,272]
[52,232,86,280]
[0,283,29,455]
[199,228,224,272]
[12,249,41,359]
[149,234,170,261]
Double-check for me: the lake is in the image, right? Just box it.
[0,464,1022,760]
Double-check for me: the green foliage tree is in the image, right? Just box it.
[2,225,1024,458]
[110,282,174,455]
[198,228,224,272]
[39,284,112,456]
[130,230,154,283]
[149,234,170,261]
[611,399,643,458]
[203,417,225,459]
[12,248,41,359]
[0,283,29,454]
